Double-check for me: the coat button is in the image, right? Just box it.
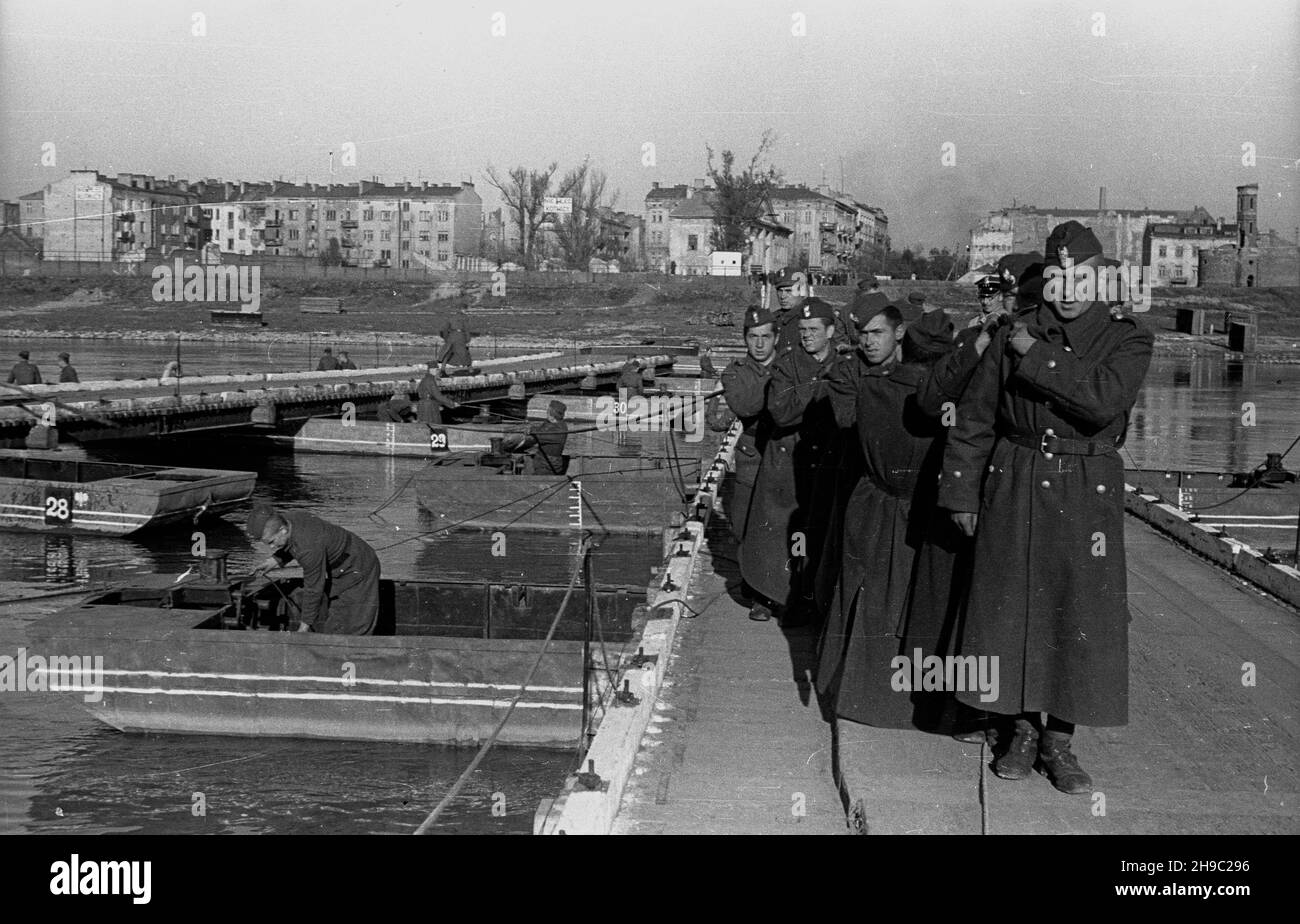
[953,470,962,478]
[1064,346,1073,352]
[1044,452,1054,460]
[988,465,995,473]
[1096,484,1106,493]
[1041,480,1051,488]
[1046,360,1057,369]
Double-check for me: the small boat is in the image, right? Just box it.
[1126,456,1298,554]
[283,417,517,457]
[416,452,699,534]
[280,416,675,459]
[0,450,256,535]
[26,568,645,747]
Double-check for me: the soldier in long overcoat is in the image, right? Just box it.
[759,298,849,627]
[937,220,1153,794]
[816,303,951,727]
[716,308,778,619]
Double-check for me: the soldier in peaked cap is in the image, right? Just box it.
[938,220,1153,794]
[719,306,780,620]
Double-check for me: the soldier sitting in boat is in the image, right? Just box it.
[501,400,570,475]
[7,350,41,386]
[616,356,645,397]
[377,394,415,423]
[248,506,380,635]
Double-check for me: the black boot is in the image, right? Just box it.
[991,718,1038,780]
[1036,730,1093,795]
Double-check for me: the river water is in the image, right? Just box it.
[0,339,1296,835]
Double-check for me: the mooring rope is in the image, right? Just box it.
[412,536,590,835]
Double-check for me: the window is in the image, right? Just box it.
[363,230,374,242]
[1157,245,1167,257]
[401,240,410,250]
[402,201,410,212]
[238,229,246,240]
[289,210,298,220]
[688,234,698,251]
[380,210,391,220]
[344,211,352,221]
[380,249,391,259]
[363,209,374,221]
[419,231,431,242]
[289,229,300,240]
[402,221,411,231]
[226,238,233,250]
[326,210,337,220]
[1174,245,1184,258]
[437,250,449,261]
[437,232,449,243]
[381,230,391,241]
[1158,263,1169,278]
[227,214,234,229]
[437,208,449,222]
[420,211,432,222]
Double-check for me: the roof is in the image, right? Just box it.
[1148,223,1238,239]
[669,196,717,220]
[19,190,43,200]
[1005,205,1187,218]
[646,184,695,202]
[766,185,835,204]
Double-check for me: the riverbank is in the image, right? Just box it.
[2,275,1298,359]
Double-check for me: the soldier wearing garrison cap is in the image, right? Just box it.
[718,306,779,619]
[939,220,1153,794]
[750,295,853,626]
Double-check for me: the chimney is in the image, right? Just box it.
[652,181,660,189]
[239,181,246,195]
[1099,186,1107,212]
[168,174,175,183]
[693,178,705,189]
[357,180,364,196]
[686,187,694,199]
[404,180,411,192]
[422,180,428,191]
[178,179,189,192]
[224,181,233,200]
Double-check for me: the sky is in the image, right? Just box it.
[1,0,1297,251]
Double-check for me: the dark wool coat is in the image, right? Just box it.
[719,354,773,541]
[741,347,843,608]
[274,511,381,635]
[815,357,948,728]
[937,301,1153,726]
[417,372,455,425]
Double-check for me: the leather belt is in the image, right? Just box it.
[1003,428,1121,457]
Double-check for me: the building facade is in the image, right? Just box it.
[40,171,203,261]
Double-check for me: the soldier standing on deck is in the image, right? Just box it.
[938,221,1153,794]
[416,363,459,424]
[759,297,849,628]
[717,307,778,619]
[770,269,851,358]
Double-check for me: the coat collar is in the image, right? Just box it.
[1034,301,1109,355]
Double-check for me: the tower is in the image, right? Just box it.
[1236,183,1258,248]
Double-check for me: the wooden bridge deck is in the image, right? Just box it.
[611,516,1299,835]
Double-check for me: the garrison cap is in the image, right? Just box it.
[996,251,1045,291]
[772,268,798,289]
[1045,221,1104,267]
[797,297,836,323]
[743,306,776,330]
[847,291,892,333]
[907,292,927,307]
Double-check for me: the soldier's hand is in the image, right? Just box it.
[951,511,979,537]
[297,622,312,633]
[1008,321,1036,356]
[975,330,993,357]
[835,342,854,355]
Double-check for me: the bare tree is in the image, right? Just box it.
[706,130,782,253]
[483,162,558,269]
[553,159,611,270]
